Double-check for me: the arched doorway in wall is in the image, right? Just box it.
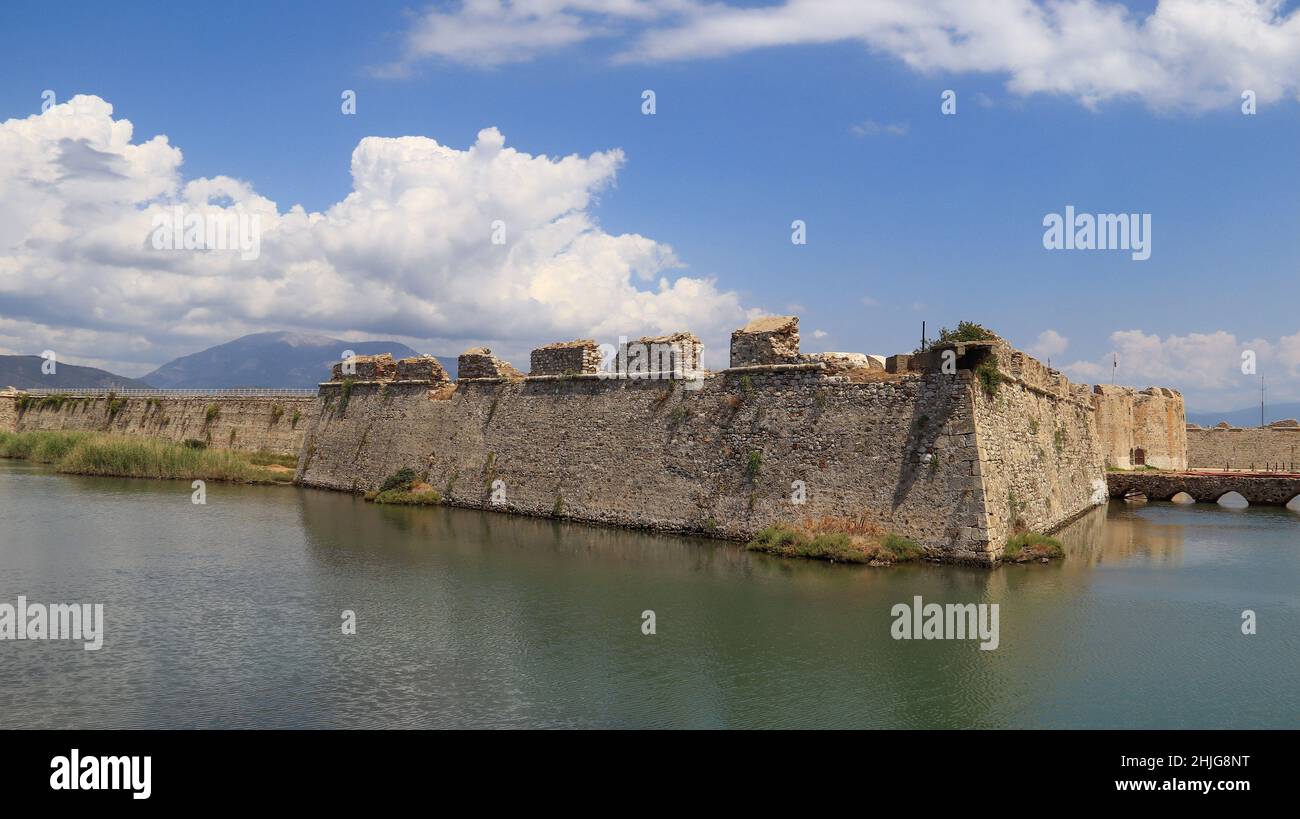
[1133,448,1146,467]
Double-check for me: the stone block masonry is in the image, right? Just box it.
[457,348,524,380]
[0,392,313,456]
[529,340,602,376]
[395,355,450,382]
[616,332,703,376]
[1092,384,1186,470]
[730,316,800,366]
[298,363,995,561]
[331,353,397,382]
[1187,424,1300,472]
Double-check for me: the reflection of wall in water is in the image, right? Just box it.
[1053,502,1185,566]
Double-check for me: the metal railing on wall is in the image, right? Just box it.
[14,387,317,398]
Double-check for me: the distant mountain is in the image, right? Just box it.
[1187,402,1300,428]
[142,331,450,388]
[0,355,152,390]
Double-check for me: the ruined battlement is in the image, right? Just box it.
[530,339,602,376]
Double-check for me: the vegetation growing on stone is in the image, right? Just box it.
[204,403,221,424]
[365,466,440,505]
[106,392,127,421]
[936,321,997,346]
[1002,531,1064,562]
[378,467,419,493]
[746,518,921,565]
[976,360,1003,396]
[744,451,762,479]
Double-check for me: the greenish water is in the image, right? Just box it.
[0,459,1297,729]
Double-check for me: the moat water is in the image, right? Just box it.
[1,459,1297,729]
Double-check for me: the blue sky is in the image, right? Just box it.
[1,1,1298,412]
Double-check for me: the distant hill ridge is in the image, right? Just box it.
[142,331,449,388]
[1186,402,1300,428]
[0,356,152,390]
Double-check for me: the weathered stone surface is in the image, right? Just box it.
[616,332,703,376]
[530,339,602,376]
[457,347,523,380]
[5,394,311,455]
[1108,471,1300,505]
[885,354,914,374]
[730,315,800,367]
[395,355,450,382]
[294,332,1148,565]
[331,353,396,382]
[1188,425,1300,471]
[1091,384,1187,470]
[803,352,881,375]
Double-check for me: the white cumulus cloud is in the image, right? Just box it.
[384,0,1300,112]
[1060,327,1300,409]
[0,95,748,374]
[1028,329,1069,361]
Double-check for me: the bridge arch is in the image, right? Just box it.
[1216,491,1249,508]
[1287,495,1300,513]
[1171,491,1195,504]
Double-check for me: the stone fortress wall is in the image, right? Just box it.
[294,316,1175,563]
[1186,420,1300,472]
[0,317,1205,563]
[1091,384,1187,470]
[0,391,313,456]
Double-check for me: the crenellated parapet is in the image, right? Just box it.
[458,347,524,380]
[330,353,397,382]
[529,339,602,376]
[328,353,452,384]
[729,315,801,367]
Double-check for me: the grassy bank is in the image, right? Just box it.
[747,517,921,565]
[364,467,442,505]
[1002,531,1064,562]
[0,430,297,484]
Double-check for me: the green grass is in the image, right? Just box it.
[1003,531,1064,562]
[976,361,1003,396]
[0,430,294,484]
[0,430,93,462]
[747,524,921,565]
[366,488,441,505]
[379,467,419,493]
[365,468,439,505]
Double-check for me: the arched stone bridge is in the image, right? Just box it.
[1107,471,1300,506]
